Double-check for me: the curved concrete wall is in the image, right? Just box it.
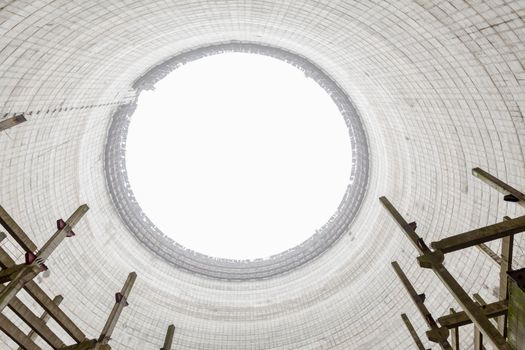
[0,1,524,349]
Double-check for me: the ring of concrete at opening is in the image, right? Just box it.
[104,42,369,280]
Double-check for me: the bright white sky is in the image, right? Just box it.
[126,52,351,260]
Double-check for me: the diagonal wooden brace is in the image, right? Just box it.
[391,261,452,350]
[35,204,89,265]
[472,168,525,208]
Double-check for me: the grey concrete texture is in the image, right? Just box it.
[0,0,524,349]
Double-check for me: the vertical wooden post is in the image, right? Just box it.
[381,197,511,350]
[449,309,460,350]
[98,272,137,345]
[161,324,175,350]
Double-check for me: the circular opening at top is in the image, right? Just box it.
[126,52,352,260]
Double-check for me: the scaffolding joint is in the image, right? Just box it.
[417,250,444,269]
[425,326,449,344]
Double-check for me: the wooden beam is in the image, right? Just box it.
[381,197,511,350]
[380,197,423,254]
[0,205,89,313]
[0,263,27,284]
[472,168,525,208]
[24,281,87,344]
[0,114,26,132]
[0,313,40,350]
[401,313,427,350]
[59,339,96,350]
[0,265,39,312]
[473,294,488,350]
[498,219,513,337]
[98,272,137,345]
[17,295,64,350]
[36,204,89,265]
[438,300,508,328]
[161,324,175,350]
[430,215,525,254]
[0,205,38,253]
[0,285,66,349]
[391,262,452,349]
[0,247,86,343]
